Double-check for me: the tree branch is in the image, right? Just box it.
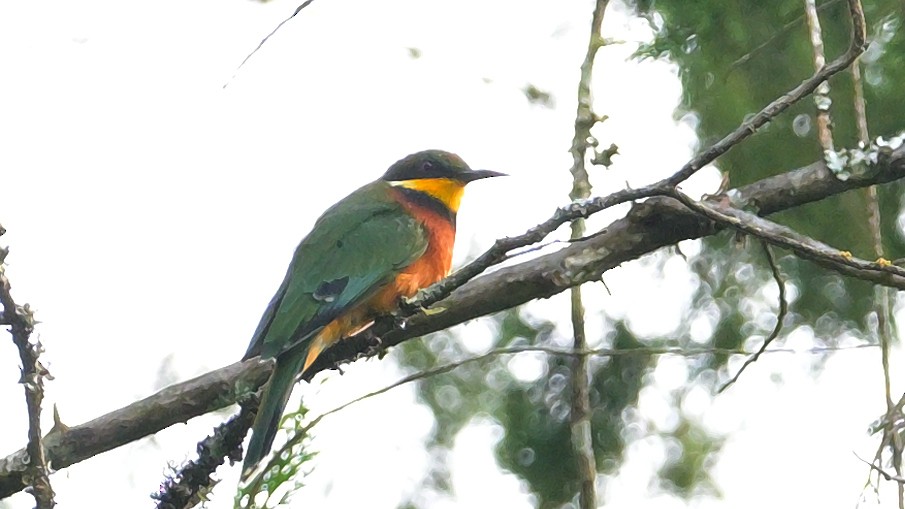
[568,1,609,507]
[857,454,905,485]
[261,342,877,477]
[0,359,271,499]
[153,401,257,509]
[803,0,835,153]
[718,242,788,393]
[2,140,904,499]
[0,1,873,504]
[849,22,905,504]
[0,234,55,508]
[225,0,320,88]
[669,181,905,290]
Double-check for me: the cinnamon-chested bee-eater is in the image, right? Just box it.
[241,149,503,475]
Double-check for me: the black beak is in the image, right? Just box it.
[462,169,507,182]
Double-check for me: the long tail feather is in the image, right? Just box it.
[242,352,306,477]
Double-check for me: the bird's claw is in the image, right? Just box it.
[399,292,445,317]
[400,293,422,310]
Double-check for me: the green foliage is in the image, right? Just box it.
[398,308,721,507]
[398,310,554,494]
[494,323,652,508]
[659,418,719,496]
[522,84,556,108]
[631,0,905,333]
[235,406,316,509]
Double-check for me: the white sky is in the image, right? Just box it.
[0,0,901,508]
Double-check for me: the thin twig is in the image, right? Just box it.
[669,189,905,290]
[258,341,877,474]
[567,2,609,507]
[852,59,871,146]
[880,309,905,508]
[398,183,671,315]
[504,239,568,260]
[728,0,844,72]
[857,454,905,485]
[803,0,835,152]
[719,242,788,393]
[224,0,319,88]
[851,39,904,507]
[0,238,55,508]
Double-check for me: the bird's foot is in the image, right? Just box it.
[399,294,446,317]
[359,328,389,360]
[400,294,421,312]
[360,320,388,354]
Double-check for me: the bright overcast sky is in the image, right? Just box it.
[0,0,899,508]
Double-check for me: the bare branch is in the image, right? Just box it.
[669,187,905,290]
[337,344,874,407]
[261,341,879,478]
[803,0,835,152]
[852,58,871,145]
[728,0,845,72]
[0,359,270,499]
[567,2,609,507]
[1,139,903,499]
[0,243,54,508]
[719,242,788,393]
[400,182,670,315]
[153,402,256,509]
[846,25,905,505]
[857,454,905,485]
[224,0,319,88]
[879,287,904,508]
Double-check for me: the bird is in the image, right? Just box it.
[241,149,504,476]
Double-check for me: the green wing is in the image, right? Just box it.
[244,181,428,360]
[242,181,428,474]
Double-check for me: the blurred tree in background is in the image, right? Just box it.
[394,1,905,507]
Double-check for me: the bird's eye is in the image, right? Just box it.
[421,161,434,172]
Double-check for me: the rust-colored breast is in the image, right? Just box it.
[371,196,456,311]
[302,193,457,373]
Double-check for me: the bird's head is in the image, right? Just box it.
[382,150,505,215]
[382,150,505,184]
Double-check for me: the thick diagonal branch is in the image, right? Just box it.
[2,143,903,499]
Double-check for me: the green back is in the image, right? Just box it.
[244,180,429,360]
